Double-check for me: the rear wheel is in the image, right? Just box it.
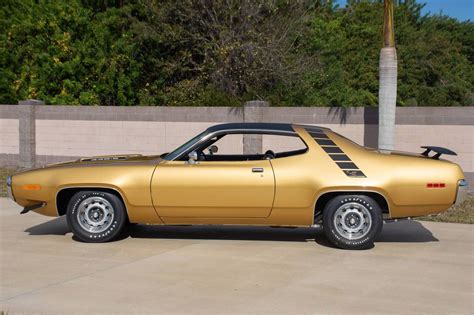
[66,190,127,242]
[322,195,383,249]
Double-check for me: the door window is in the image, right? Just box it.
[192,133,307,161]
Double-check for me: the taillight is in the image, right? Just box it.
[427,183,445,188]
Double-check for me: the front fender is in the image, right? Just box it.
[12,164,163,223]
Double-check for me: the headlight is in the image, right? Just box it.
[6,175,12,187]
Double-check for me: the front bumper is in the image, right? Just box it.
[6,175,14,201]
[454,179,468,205]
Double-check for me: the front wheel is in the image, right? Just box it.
[66,190,127,243]
[322,195,383,250]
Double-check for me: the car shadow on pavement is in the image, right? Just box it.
[24,217,438,247]
[127,220,438,246]
[24,216,70,235]
[376,220,439,243]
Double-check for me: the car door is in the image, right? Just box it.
[151,160,275,218]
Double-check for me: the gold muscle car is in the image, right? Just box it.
[6,123,468,249]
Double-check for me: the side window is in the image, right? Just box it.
[199,133,307,160]
[205,134,243,155]
[262,134,307,156]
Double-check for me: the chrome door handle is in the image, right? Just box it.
[252,168,264,173]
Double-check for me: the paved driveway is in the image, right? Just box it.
[0,198,472,314]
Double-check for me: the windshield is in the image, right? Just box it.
[163,130,208,160]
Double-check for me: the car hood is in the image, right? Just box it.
[16,154,164,174]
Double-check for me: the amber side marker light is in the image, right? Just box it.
[21,184,42,190]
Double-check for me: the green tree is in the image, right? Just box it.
[298,0,472,107]
[1,0,142,105]
[0,0,472,106]
[128,0,316,106]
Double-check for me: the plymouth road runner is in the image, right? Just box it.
[7,123,468,249]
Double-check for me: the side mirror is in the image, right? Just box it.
[187,151,198,164]
[208,145,218,154]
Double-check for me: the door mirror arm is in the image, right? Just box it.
[187,151,199,165]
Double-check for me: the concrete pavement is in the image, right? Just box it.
[0,197,473,314]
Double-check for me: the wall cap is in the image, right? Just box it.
[18,99,45,106]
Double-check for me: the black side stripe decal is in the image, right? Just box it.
[322,146,344,154]
[304,127,324,133]
[308,132,329,139]
[315,139,336,146]
[329,154,351,161]
[306,128,366,178]
[336,162,358,170]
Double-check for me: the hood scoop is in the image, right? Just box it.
[79,154,142,162]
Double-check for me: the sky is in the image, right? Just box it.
[336,0,473,21]
[419,0,473,21]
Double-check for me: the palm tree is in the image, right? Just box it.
[378,0,397,151]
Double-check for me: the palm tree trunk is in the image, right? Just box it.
[378,47,397,150]
[378,0,397,151]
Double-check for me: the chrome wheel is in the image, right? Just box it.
[333,202,372,240]
[76,196,115,233]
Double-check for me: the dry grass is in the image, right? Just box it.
[0,168,471,224]
[418,194,473,224]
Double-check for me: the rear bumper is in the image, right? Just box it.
[454,179,468,205]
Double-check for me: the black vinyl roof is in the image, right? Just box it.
[206,123,295,133]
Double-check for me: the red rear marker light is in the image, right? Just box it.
[426,183,446,188]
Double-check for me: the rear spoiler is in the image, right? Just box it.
[421,146,457,159]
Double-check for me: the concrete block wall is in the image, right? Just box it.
[0,105,21,167]
[0,103,472,185]
[0,118,18,155]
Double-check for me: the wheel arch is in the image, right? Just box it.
[313,190,390,224]
[56,186,129,218]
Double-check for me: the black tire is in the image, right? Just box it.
[66,190,128,243]
[322,195,383,250]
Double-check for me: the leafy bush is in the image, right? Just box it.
[0,0,472,106]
